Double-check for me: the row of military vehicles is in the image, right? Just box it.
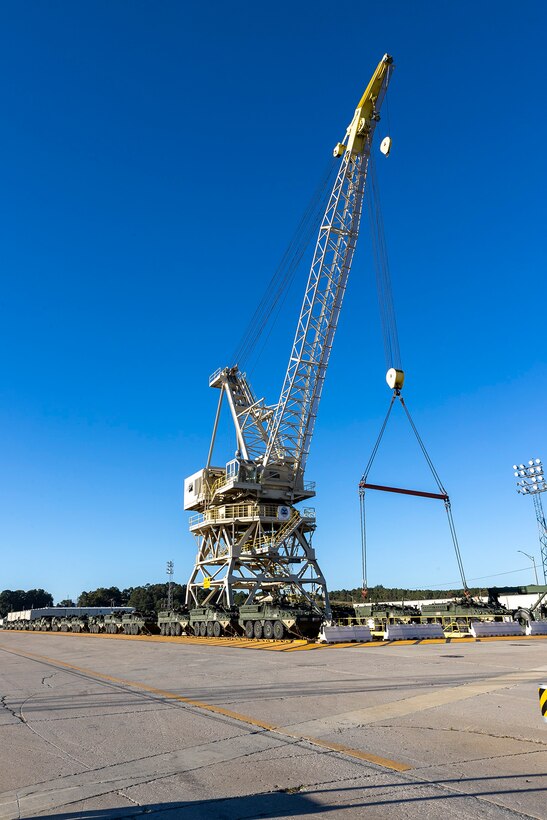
[1,601,323,639]
[2,585,547,639]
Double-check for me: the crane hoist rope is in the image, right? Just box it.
[359,138,469,596]
[231,158,337,370]
[366,153,402,373]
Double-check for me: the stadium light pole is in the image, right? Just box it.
[166,560,174,610]
[517,549,539,585]
[512,458,547,584]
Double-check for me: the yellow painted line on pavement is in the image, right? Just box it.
[4,629,547,651]
[0,641,410,773]
[297,737,411,771]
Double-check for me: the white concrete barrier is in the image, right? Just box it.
[470,620,523,638]
[319,625,372,643]
[526,620,547,636]
[384,623,444,641]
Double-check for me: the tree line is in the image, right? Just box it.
[329,585,482,602]
[2,583,489,618]
[0,583,186,617]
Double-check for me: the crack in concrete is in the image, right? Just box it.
[23,706,172,724]
[117,789,142,808]
[413,746,547,772]
[371,722,547,748]
[0,695,25,724]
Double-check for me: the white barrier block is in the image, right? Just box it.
[319,625,372,643]
[470,621,523,638]
[526,620,547,636]
[384,623,444,641]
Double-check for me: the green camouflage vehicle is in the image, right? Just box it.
[352,603,420,630]
[87,615,105,633]
[51,615,74,632]
[420,597,508,632]
[238,602,323,639]
[103,613,124,634]
[121,611,159,635]
[189,606,239,637]
[158,608,190,636]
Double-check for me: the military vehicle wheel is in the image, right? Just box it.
[273,621,285,640]
[244,621,254,639]
[175,623,182,636]
[199,622,207,637]
[206,621,214,637]
[263,621,274,639]
[213,621,221,638]
[253,621,263,639]
[193,624,200,636]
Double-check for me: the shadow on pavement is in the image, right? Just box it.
[20,773,547,819]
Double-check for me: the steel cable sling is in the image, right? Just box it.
[359,394,468,594]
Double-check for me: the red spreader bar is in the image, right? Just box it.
[359,482,448,502]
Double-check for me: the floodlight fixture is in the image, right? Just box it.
[166,560,174,609]
[512,458,547,584]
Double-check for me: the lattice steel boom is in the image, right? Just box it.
[184,55,394,617]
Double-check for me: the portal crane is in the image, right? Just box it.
[184,55,394,618]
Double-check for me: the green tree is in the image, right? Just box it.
[77,587,124,606]
[0,588,54,617]
[127,583,187,613]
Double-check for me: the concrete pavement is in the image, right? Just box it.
[0,632,546,818]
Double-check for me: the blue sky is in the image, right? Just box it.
[1,1,546,602]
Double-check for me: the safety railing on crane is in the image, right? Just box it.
[189,503,282,528]
[189,504,316,529]
[207,473,317,498]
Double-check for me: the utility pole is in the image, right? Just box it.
[517,549,540,585]
[166,561,174,610]
[513,459,547,584]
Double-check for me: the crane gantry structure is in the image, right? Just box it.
[184,54,394,618]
